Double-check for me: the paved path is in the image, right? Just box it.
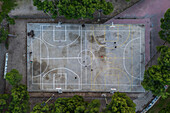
[114,0,170,58]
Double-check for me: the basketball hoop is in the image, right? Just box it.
[56,88,62,93]
[56,22,62,27]
[110,88,116,94]
[110,22,116,28]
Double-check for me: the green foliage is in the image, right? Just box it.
[84,99,100,113]
[157,46,170,68]
[8,84,30,113]
[52,95,87,113]
[0,27,8,43]
[104,92,136,113]
[33,0,114,19]
[142,45,170,98]
[31,102,50,113]
[142,65,170,98]
[0,0,17,23]
[0,94,10,100]
[159,8,170,43]
[0,99,7,111]
[6,69,22,86]
[125,0,131,2]
[0,94,10,112]
[159,104,170,113]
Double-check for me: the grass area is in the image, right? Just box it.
[147,87,170,113]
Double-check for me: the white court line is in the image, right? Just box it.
[41,57,81,60]
[65,25,67,41]
[41,31,80,48]
[80,26,82,89]
[85,31,87,84]
[65,73,67,89]
[33,30,141,32]
[53,74,55,89]
[140,29,142,84]
[33,37,49,75]
[123,37,143,80]
[40,25,42,90]
[53,25,55,41]
[42,67,80,89]
[32,83,142,86]
[31,37,33,84]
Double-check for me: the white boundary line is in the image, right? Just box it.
[40,25,42,90]
[31,37,33,84]
[32,37,49,75]
[140,28,142,84]
[77,50,95,66]
[32,83,141,86]
[53,74,55,89]
[41,57,81,60]
[33,30,141,32]
[29,24,145,91]
[123,37,143,80]
[41,27,81,48]
[85,31,87,84]
[80,26,82,89]
[42,67,80,89]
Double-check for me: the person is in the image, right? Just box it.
[82,24,85,27]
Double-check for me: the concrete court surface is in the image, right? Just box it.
[27,23,145,92]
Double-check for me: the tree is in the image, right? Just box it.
[31,102,50,113]
[142,65,170,98]
[84,99,100,113]
[104,92,136,113]
[8,84,30,113]
[157,46,170,68]
[0,0,16,24]
[52,95,87,113]
[33,0,114,19]
[0,99,7,112]
[0,27,8,43]
[159,104,170,113]
[6,69,22,86]
[0,0,16,46]
[142,45,170,98]
[159,8,170,43]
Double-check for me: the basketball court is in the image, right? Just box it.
[27,23,145,92]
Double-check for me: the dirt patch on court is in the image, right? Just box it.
[33,60,40,76]
[62,47,67,56]
[88,35,95,43]
[41,61,47,72]
[95,35,106,45]
[69,32,81,47]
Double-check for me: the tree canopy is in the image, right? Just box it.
[31,102,50,113]
[31,95,101,113]
[0,27,8,43]
[0,0,16,23]
[104,92,136,113]
[8,84,30,113]
[159,104,170,113]
[142,46,170,98]
[0,0,16,44]
[0,94,10,112]
[52,95,87,113]
[6,69,23,86]
[159,8,170,43]
[33,0,114,19]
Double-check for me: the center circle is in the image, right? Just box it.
[78,50,95,66]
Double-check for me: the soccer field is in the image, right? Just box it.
[27,23,145,92]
